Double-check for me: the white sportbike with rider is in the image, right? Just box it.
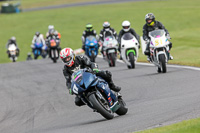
[120,33,139,69]
[148,29,171,73]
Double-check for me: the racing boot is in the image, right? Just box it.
[144,42,150,56]
[109,81,121,92]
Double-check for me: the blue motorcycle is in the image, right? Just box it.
[71,68,128,120]
[85,35,99,62]
[33,43,43,59]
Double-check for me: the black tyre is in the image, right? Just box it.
[128,52,135,69]
[12,56,16,62]
[159,54,167,73]
[88,94,114,120]
[52,49,58,63]
[34,50,39,60]
[34,55,38,60]
[115,97,128,116]
[90,51,95,62]
[157,67,162,73]
[109,53,116,67]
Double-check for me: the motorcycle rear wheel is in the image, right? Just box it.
[115,97,128,116]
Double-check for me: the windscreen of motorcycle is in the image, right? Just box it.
[72,70,83,84]
[149,29,165,38]
[86,36,97,47]
[50,39,56,47]
[83,72,97,89]
[122,33,134,40]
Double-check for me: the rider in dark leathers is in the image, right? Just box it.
[60,48,121,106]
[143,13,173,60]
[46,29,61,57]
[81,23,99,51]
[99,21,117,56]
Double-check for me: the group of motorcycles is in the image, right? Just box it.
[84,29,171,73]
[6,29,172,120]
[7,34,61,63]
[32,36,60,63]
[84,33,139,69]
[79,29,172,120]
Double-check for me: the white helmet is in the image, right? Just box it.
[59,48,75,67]
[122,20,130,32]
[48,25,54,30]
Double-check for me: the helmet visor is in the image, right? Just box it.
[86,27,92,31]
[62,56,72,63]
[123,26,129,29]
[147,19,153,23]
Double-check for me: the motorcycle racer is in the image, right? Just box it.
[143,13,173,61]
[31,32,46,52]
[81,23,99,51]
[118,20,140,53]
[60,48,121,106]
[6,36,20,57]
[99,21,117,56]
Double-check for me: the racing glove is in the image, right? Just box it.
[144,38,150,44]
[69,88,73,95]
[92,68,99,74]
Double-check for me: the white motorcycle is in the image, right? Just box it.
[8,44,18,62]
[148,29,171,73]
[102,36,118,67]
[120,33,139,69]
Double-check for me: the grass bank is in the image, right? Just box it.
[137,117,200,133]
[0,0,199,66]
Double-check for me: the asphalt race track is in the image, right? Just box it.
[0,58,200,133]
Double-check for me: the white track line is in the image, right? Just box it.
[97,55,200,71]
[74,48,200,71]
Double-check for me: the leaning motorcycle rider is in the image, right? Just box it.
[60,47,121,106]
[6,36,20,57]
[143,13,173,61]
[81,23,99,51]
[99,21,117,56]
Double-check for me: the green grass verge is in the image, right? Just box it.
[0,0,200,66]
[136,118,200,133]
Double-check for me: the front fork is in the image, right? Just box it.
[96,82,117,107]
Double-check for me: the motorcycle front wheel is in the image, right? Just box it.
[88,93,114,120]
[159,54,167,73]
[90,51,95,62]
[108,53,116,67]
[128,52,135,69]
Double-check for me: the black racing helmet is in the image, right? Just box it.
[145,13,155,26]
[35,32,40,37]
